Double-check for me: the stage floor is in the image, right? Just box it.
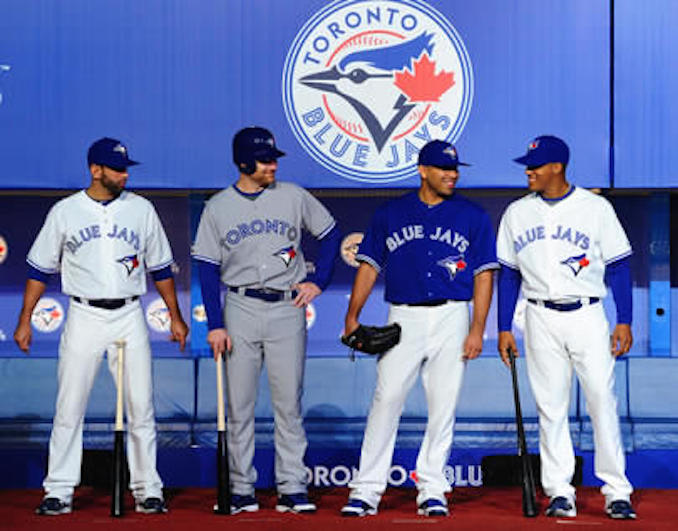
[2,486,677,530]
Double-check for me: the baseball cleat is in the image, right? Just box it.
[135,497,168,514]
[545,496,577,517]
[276,493,317,513]
[606,500,637,520]
[229,494,259,514]
[417,498,449,517]
[341,498,377,517]
[35,497,72,516]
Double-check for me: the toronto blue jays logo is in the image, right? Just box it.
[275,245,297,267]
[282,0,473,183]
[561,253,590,276]
[31,298,65,333]
[117,254,140,276]
[438,255,467,280]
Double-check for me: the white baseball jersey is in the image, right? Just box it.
[496,187,631,300]
[27,190,173,298]
[192,181,335,290]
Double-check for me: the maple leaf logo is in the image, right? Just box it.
[393,53,455,102]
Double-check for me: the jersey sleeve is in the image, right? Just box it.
[469,208,499,275]
[192,201,223,265]
[144,203,174,271]
[598,198,632,264]
[26,203,64,274]
[355,206,388,273]
[300,188,336,239]
[496,206,519,270]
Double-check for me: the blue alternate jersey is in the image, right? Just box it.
[356,191,498,304]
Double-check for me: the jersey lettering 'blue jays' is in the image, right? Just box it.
[357,191,498,303]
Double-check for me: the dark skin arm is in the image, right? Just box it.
[14,279,47,353]
[463,270,494,360]
[344,262,379,335]
[153,277,189,352]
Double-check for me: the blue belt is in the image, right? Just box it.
[229,286,297,303]
[72,296,139,310]
[528,297,599,312]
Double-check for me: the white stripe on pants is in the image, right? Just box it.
[524,302,632,502]
[349,301,468,508]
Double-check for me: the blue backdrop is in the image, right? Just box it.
[0,0,611,188]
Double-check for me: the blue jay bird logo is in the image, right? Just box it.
[117,254,140,276]
[438,255,467,280]
[275,246,297,267]
[283,0,473,183]
[561,253,590,276]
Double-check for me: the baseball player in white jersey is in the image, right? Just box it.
[192,126,340,514]
[340,140,498,518]
[14,137,189,516]
[496,135,636,520]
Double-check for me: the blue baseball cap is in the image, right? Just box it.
[513,135,569,167]
[233,126,286,163]
[87,137,140,169]
[418,140,470,169]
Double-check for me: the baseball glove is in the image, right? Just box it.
[341,323,402,355]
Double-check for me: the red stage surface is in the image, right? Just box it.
[2,487,677,530]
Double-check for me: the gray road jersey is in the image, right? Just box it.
[192,181,336,290]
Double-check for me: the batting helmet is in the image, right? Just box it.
[232,126,286,175]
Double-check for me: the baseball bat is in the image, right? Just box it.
[508,347,538,517]
[214,354,231,514]
[111,340,126,517]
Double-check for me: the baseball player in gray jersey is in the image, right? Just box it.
[14,137,189,515]
[192,126,340,514]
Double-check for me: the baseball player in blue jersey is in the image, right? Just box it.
[340,140,498,517]
[497,136,636,520]
[192,126,341,514]
[14,137,189,515]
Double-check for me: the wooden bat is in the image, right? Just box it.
[213,354,231,514]
[508,347,538,517]
[111,340,126,517]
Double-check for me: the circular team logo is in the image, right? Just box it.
[146,297,171,332]
[282,0,473,183]
[31,297,64,333]
[341,232,364,267]
[306,302,316,329]
[192,304,207,323]
[0,235,8,264]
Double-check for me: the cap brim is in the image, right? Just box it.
[429,162,471,169]
[254,148,285,161]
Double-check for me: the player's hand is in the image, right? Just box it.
[611,323,633,357]
[207,328,232,361]
[463,327,483,360]
[498,331,519,368]
[13,320,32,354]
[170,317,189,353]
[291,282,321,307]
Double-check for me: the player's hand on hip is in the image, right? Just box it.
[13,320,32,354]
[498,331,519,368]
[292,281,321,307]
[611,323,633,357]
[207,328,232,361]
[463,328,483,360]
[170,317,189,352]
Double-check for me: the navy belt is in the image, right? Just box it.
[229,286,297,303]
[73,296,139,310]
[397,299,451,307]
[528,297,599,312]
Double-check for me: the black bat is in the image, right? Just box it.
[214,356,231,514]
[111,340,126,517]
[508,347,538,517]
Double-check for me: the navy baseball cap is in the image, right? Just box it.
[514,135,569,167]
[418,140,470,169]
[87,137,139,169]
[233,126,286,163]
